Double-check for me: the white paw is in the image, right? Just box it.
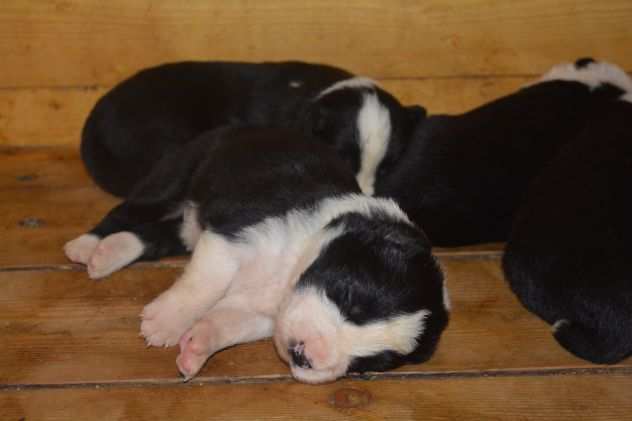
[64,234,100,264]
[176,322,215,380]
[140,290,198,347]
[87,232,144,279]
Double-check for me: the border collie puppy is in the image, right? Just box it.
[374,59,629,246]
[503,80,632,364]
[131,127,448,383]
[81,60,424,197]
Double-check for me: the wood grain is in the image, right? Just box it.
[3,374,632,420]
[2,258,628,386]
[1,0,631,87]
[0,77,532,146]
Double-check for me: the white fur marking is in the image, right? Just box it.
[342,308,431,357]
[141,231,240,347]
[180,202,202,251]
[317,76,377,99]
[355,93,392,195]
[538,60,632,97]
[552,319,570,333]
[289,80,303,88]
[64,233,100,264]
[87,232,144,279]
[275,281,428,383]
[621,92,632,104]
[442,283,451,312]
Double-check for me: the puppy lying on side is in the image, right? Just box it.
[133,127,448,383]
[81,60,423,197]
[374,59,628,246]
[67,60,423,278]
[503,82,632,364]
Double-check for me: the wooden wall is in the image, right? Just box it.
[1,0,631,146]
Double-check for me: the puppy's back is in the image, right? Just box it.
[503,98,632,364]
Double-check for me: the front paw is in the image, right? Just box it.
[176,322,215,381]
[140,291,197,347]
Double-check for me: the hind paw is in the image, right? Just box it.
[87,232,144,279]
[64,233,100,264]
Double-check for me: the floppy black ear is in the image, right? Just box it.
[382,223,432,258]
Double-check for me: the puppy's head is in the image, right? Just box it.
[274,212,448,384]
[307,78,426,195]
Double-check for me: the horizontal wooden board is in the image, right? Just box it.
[1,0,631,87]
[3,374,632,420]
[0,77,532,146]
[2,259,627,386]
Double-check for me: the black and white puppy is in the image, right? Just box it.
[503,77,632,364]
[81,60,423,198]
[374,59,629,246]
[133,127,448,383]
[67,61,423,278]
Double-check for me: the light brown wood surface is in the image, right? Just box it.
[1,0,631,87]
[3,375,632,421]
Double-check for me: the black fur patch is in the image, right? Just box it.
[503,99,632,364]
[375,77,624,246]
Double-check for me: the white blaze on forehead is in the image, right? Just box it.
[355,93,392,196]
[538,60,632,97]
[317,76,377,99]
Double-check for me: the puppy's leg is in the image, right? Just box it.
[176,303,274,380]
[64,200,171,266]
[86,217,188,279]
[141,231,240,347]
[66,147,195,272]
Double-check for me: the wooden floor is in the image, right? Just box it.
[1,147,631,420]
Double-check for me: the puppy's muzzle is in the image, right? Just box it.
[288,341,312,369]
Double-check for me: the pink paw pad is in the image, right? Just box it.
[176,325,214,381]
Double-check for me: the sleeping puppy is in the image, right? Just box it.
[374,58,628,246]
[134,127,448,383]
[67,60,423,277]
[81,60,424,198]
[503,85,632,364]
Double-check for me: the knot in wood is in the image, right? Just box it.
[19,217,44,228]
[329,387,372,409]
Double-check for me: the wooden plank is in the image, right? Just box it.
[0,147,88,188]
[1,0,631,87]
[2,259,628,386]
[0,77,532,146]
[2,374,632,420]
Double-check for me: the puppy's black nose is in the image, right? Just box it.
[288,341,312,369]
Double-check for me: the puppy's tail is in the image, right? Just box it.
[552,319,631,365]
